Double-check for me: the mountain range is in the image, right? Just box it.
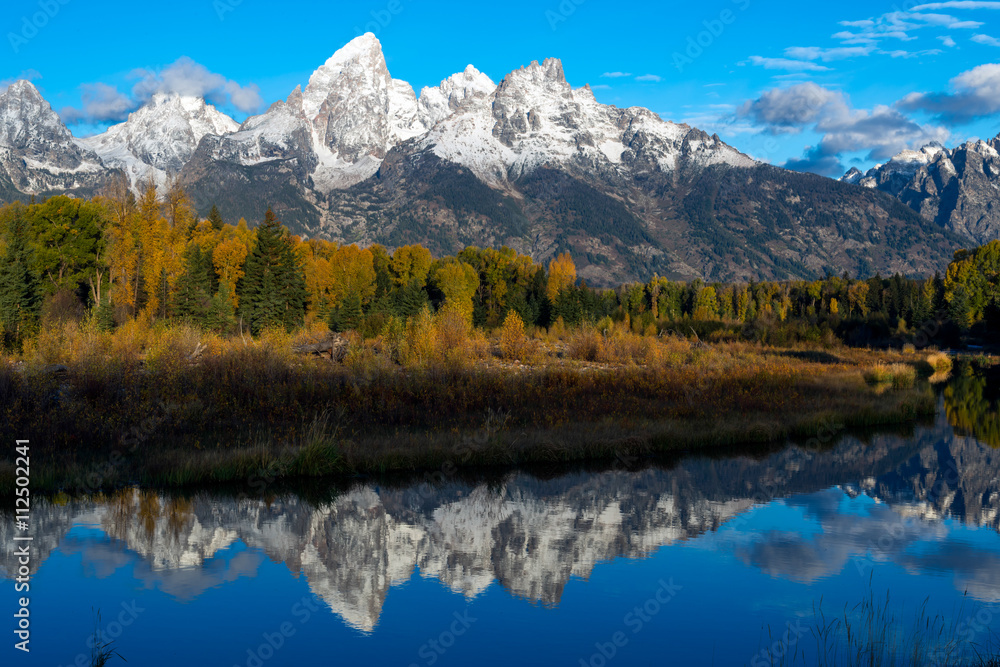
[841,138,1000,246]
[0,34,988,284]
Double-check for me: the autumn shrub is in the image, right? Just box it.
[864,362,893,385]
[433,305,475,368]
[567,328,602,362]
[925,352,953,375]
[890,363,917,389]
[499,310,528,360]
[403,306,436,366]
[144,324,204,376]
[864,362,916,389]
[41,289,86,327]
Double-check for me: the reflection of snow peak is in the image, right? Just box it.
[2,417,997,630]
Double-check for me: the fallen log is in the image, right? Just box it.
[293,334,349,362]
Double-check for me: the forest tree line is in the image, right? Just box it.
[1,181,998,351]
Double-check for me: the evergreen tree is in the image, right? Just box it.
[393,278,428,318]
[238,208,307,334]
[207,281,237,334]
[331,291,364,332]
[94,290,116,332]
[0,206,42,349]
[171,246,213,323]
[207,205,225,231]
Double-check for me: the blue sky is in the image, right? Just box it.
[6,0,1000,176]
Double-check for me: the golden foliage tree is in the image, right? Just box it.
[390,245,433,288]
[432,259,479,322]
[547,252,576,302]
[499,309,527,360]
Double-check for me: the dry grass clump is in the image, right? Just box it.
[566,325,691,366]
[864,362,917,389]
[925,351,953,375]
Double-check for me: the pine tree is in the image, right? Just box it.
[95,289,116,332]
[171,246,213,323]
[330,291,364,332]
[238,208,307,334]
[0,206,42,349]
[393,278,429,318]
[207,281,237,334]
[207,205,225,231]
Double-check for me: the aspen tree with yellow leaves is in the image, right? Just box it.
[547,252,576,302]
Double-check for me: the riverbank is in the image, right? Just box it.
[0,325,946,494]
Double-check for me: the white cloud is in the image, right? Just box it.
[785,46,875,61]
[635,74,662,82]
[840,19,876,28]
[899,61,1000,121]
[972,33,1000,45]
[130,57,262,112]
[600,71,632,78]
[831,9,981,47]
[747,56,832,72]
[940,35,959,46]
[61,57,263,125]
[740,82,950,175]
[912,2,1000,9]
[59,83,133,124]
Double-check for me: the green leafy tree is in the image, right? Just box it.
[27,196,106,298]
[237,209,307,334]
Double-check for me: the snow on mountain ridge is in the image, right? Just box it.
[78,92,239,190]
[0,80,106,193]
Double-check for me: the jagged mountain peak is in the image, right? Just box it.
[416,65,496,127]
[77,92,238,189]
[512,58,567,84]
[0,77,107,194]
[3,79,43,99]
[301,32,390,120]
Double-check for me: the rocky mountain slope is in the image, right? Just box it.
[0,80,107,196]
[842,137,1000,246]
[77,92,239,190]
[0,36,970,283]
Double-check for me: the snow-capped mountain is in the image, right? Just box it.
[77,92,239,190]
[414,57,755,187]
[841,138,1000,245]
[187,33,499,193]
[0,80,106,195]
[0,35,967,283]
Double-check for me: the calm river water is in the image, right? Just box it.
[3,371,1000,666]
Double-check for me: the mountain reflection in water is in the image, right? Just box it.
[3,406,998,640]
